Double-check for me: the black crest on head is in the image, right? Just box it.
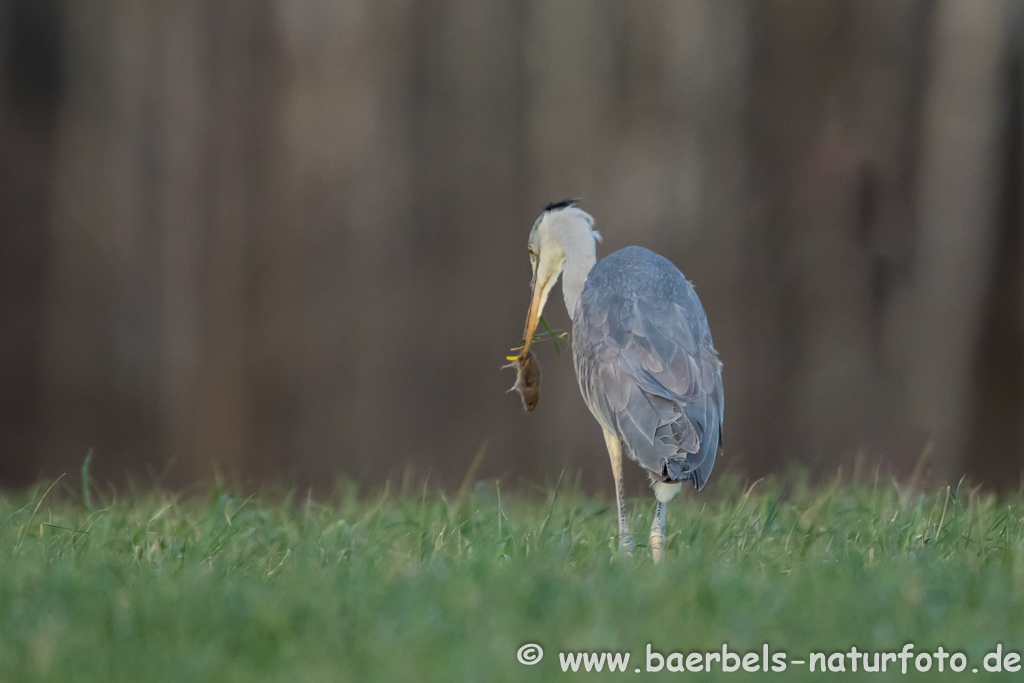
[544,198,581,212]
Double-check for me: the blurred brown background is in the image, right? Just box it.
[1,0,1022,492]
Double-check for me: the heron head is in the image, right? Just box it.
[520,199,601,355]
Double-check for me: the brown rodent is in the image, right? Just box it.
[503,350,541,411]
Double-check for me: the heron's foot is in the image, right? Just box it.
[649,500,667,563]
[650,531,665,563]
[617,532,635,554]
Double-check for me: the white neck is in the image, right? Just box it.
[561,246,597,316]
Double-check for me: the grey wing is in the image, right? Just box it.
[573,273,724,490]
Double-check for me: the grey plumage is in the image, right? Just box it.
[572,246,724,491]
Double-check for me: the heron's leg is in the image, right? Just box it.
[650,500,666,563]
[603,430,634,552]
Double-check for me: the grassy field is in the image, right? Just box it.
[1,470,1023,682]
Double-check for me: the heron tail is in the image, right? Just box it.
[664,458,689,482]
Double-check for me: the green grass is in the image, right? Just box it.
[2,471,1024,681]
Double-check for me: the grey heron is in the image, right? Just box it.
[516,199,724,562]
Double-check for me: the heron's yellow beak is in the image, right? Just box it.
[520,266,558,358]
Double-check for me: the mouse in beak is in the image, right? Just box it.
[503,350,541,411]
